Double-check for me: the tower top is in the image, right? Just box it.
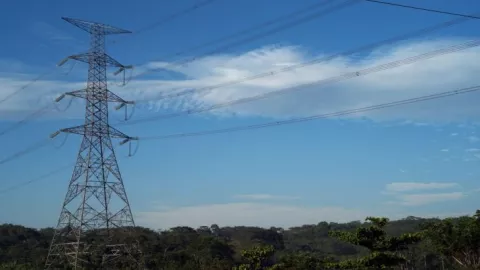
[62,17,131,35]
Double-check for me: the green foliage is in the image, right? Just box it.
[328,216,423,269]
[1,213,474,269]
[234,245,275,270]
[274,252,334,270]
[421,211,480,269]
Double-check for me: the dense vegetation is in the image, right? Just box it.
[1,210,480,269]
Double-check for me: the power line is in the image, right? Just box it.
[5,2,478,139]
[0,93,76,137]
[134,0,220,35]
[135,0,341,62]
[5,85,479,196]
[127,0,360,80]
[0,70,56,106]
[0,138,51,166]
[0,135,120,196]
[0,104,51,136]
[0,0,355,137]
[0,163,74,196]
[3,11,478,155]
[1,28,468,167]
[141,85,480,141]
[119,39,480,126]
[0,0,213,110]
[364,0,480,20]
[131,14,475,104]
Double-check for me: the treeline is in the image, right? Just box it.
[1,210,480,269]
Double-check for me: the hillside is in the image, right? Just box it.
[0,214,467,269]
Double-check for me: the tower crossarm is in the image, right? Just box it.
[51,124,137,140]
[62,17,131,35]
[64,52,125,68]
[55,88,135,105]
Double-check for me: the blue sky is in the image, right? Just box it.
[1,0,480,229]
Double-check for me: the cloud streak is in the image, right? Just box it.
[1,38,480,124]
[385,182,459,192]
[233,194,300,201]
[382,182,472,206]
[135,202,375,229]
[135,201,474,229]
[396,192,465,206]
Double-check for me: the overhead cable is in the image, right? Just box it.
[0,104,52,136]
[365,0,480,20]
[0,0,355,136]
[134,0,221,35]
[0,138,51,166]
[119,39,480,126]
[127,0,360,80]
[141,85,480,141]
[132,14,475,104]
[0,0,215,109]
[137,0,342,61]
[2,85,480,195]
[0,163,74,196]
[0,70,55,106]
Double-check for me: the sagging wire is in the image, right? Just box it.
[127,139,140,158]
[0,162,74,196]
[0,106,50,136]
[52,133,69,149]
[53,96,74,112]
[117,137,140,158]
[0,138,51,166]
[124,103,136,121]
[61,61,77,76]
[112,66,134,87]
[112,103,136,122]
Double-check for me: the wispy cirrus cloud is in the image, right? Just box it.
[136,202,377,229]
[135,200,474,229]
[382,182,477,206]
[233,194,300,201]
[1,38,480,124]
[395,192,465,206]
[385,182,459,193]
[468,136,480,143]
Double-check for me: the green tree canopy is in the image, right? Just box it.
[327,217,422,269]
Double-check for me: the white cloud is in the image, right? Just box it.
[396,192,465,206]
[134,200,475,229]
[2,38,480,123]
[465,148,480,152]
[451,133,459,136]
[469,136,480,143]
[135,202,378,229]
[385,182,459,192]
[233,194,299,200]
[440,149,449,152]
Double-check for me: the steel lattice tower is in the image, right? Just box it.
[45,17,141,269]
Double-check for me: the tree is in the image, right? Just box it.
[234,245,276,270]
[422,211,480,269]
[327,217,422,269]
[273,252,335,270]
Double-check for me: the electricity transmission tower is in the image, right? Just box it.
[45,17,141,269]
